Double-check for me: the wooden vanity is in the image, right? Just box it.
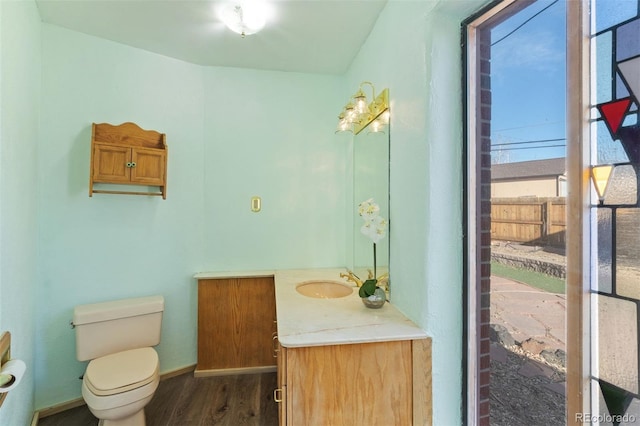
[194,268,432,426]
[276,339,431,425]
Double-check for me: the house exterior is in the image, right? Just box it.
[491,157,567,198]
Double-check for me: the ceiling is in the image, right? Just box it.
[35,0,388,75]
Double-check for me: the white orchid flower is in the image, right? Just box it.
[373,216,387,241]
[359,199,387,244]
[358,198,380,220]
[357,198,387,285]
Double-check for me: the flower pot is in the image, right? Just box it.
[361,287,386,309]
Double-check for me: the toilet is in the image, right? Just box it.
[73,295,164,426]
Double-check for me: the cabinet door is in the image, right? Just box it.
[130,147,166,185]
[197,277,276,371]
[286,341,413,426]
[92,144,130,183]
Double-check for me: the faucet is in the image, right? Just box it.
[339,270,363,287]
[340,269,389,290]
[376,273,389,290]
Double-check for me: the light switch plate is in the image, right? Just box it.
[251,196,261,212]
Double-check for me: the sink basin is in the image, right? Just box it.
[296,280,353,299]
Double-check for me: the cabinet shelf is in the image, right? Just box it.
[89,122,168,199]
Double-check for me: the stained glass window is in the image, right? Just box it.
[591,0,640,421]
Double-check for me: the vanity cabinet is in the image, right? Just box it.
[196,276,277,376]
[89,122,168,199]
[276,338,432,426]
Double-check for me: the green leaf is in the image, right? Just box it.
[359,279,378,297]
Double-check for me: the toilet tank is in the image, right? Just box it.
[74,295,164,361]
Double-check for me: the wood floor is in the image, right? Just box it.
[38,372,279,426]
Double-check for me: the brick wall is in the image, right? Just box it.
[478,27,492,426]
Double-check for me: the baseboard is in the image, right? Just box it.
[30,411,39,426]
[36,397,86,419]
[35,363,197,420]
[160,363,196,381]
[194,365,276,378]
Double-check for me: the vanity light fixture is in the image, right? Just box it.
[591,164,614,204]
[336,82,389,135]
[220,2,267,37]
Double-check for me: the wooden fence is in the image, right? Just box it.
[491,197,566,247]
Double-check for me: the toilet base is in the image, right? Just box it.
[97,409,145,426]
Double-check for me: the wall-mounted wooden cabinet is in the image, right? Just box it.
[89,122,168,199]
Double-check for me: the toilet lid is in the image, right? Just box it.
[84,347,158,396]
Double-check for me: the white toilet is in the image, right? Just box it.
[73,295,164,426]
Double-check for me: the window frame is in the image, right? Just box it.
[463,1,589,423]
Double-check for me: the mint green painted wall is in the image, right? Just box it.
[202,67,346,270]
[345,1,485,423]
[35,24,345,408]
[0,1,40,424]
[36,24,207,408]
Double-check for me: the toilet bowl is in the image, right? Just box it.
[74,296,164,426]
[82,348,160,426]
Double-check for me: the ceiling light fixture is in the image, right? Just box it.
[335,82,389,135]
[220,2,267,38]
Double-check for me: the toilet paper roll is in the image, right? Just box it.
[0,359,26,393]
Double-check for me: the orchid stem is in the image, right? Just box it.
[373,243,377,280]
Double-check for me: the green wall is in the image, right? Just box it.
[0,1,40,424]
[36,24,207,407]
[202,67,347,270]
[35,24,345,408]
[345,1,485,423]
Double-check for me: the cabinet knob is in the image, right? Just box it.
[126,162,137,168]
[274,388,283,403]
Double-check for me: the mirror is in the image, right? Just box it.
[352,126,390,283]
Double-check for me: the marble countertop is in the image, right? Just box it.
[273,268,427,348]
[193,268,427,348]
[193,270,276,279]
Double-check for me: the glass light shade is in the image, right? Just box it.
[378,110,390,125]
[336,120,352,133]
[335,112,352,133]
[592,164,614,201]
[368,119,385,133]
[344,103,357,123]
[353,89,368,115]
[220,3,266,36]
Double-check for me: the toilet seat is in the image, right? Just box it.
[85,347,158,396]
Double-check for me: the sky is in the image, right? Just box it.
[490,0,567,164]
